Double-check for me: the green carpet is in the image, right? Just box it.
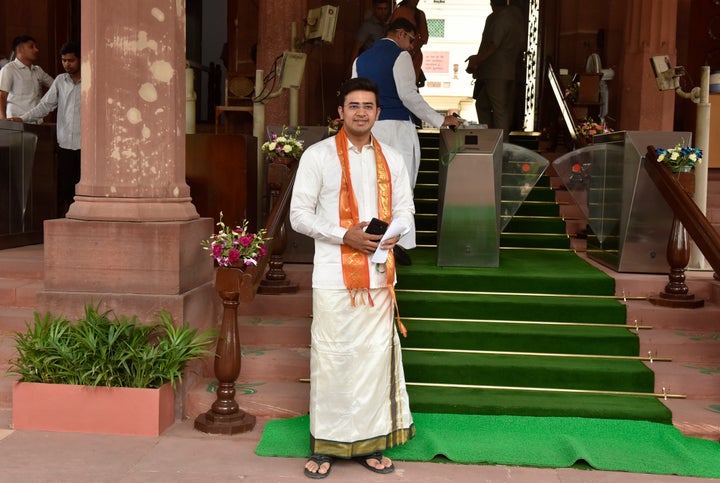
[396,248,615,295]
[406,388,671,422]
[255,413,720,479]
[392,247,670,421]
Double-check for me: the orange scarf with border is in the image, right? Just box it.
[335,127,407,336]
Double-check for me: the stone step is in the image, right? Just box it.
[580,253,719,302]
[624,300,720,331]
[648,361,720,399]
[183,379,309,421]
[0,278,42,308]
[639,328,720,364]
[0,307,36,333]
[237,288,313,318]
[0,245,44,280]
[236,346,310,382]
[236,265,313,319]
[238,315,311,348]
[663,398,720,441]
[0,332,19,410]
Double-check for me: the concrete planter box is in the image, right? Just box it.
[12,381,175,436]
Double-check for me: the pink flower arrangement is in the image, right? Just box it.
[202,212,268,267]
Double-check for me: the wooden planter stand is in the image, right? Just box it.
[649,169,704,308]
[194,265,257,434]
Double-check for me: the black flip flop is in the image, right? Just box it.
[355,452,395,474]
[304,454,333,479]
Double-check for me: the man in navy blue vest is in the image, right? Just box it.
[353,17,460,262]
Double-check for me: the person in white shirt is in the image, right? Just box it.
[290,77,415,479]
[0,35,53,120]
[352,18,461,262]
[11,42,81,216]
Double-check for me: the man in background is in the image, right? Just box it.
[389,0,428,87]
[0,35,54,120]
[353,18,461,263]
[13,42,81,216]
[465,0,525,141]
[350,0,391,63]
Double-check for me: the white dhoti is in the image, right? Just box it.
[309,287,414,458]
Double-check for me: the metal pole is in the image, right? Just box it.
[689,66,710,269]
[289,22,299,126]
[253,69,266,226]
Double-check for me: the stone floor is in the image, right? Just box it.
[0,409,713,482]
[2,245,720,481]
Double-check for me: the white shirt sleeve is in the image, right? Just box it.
[38,67,54,88]
[393,51,444,128]
[290,146,348,245]
[21,77,59,122]
[0,65,12,92]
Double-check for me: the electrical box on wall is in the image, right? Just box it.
[278,51,307,89]
[305,5,338,43]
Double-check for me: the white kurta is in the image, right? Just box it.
[290,135,416,287]
[290,135,416,457]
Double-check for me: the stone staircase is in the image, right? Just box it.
[1,170,719,440]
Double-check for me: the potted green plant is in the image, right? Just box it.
[8,304,216,436]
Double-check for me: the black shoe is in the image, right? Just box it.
[393,246,412,266]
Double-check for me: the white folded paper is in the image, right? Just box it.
[370,220,407,264]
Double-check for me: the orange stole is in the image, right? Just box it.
[335,128,407,336]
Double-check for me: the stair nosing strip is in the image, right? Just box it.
[395,288,642,300]
[402,346,671,362]
[401,316,652,329]
[405,381,685,399]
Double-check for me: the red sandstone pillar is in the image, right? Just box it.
[618,0,678,130]
[37,0,216,338]
[256,0,305,126]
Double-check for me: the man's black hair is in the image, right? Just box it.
[60,41,80,58]
[337,77,380,107]
[372,0,390,4]
[387,18,416,35]
[11,35,35,53]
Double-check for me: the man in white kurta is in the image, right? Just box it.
[352,18,461,251]
[290,77,416,479]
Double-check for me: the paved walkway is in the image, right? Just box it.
[0,411,713,482]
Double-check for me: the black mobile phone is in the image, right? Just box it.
[365,217,388,235]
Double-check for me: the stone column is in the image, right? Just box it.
[617,0,678,130]
[37,0,216,334]
[256,0,305,126]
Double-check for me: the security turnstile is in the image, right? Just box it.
[437,128,503,267]
[554,130,692,273]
